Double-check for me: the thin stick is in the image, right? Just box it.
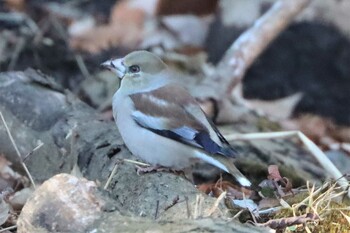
[225,131,296,141]
[231,209,244,220]
[74,54,91,79]
[293,182,330,210]
[23,141,44,161]
[0,112,36,188]
[185,196,191,219]
[123,159,150,167]
[206,191,226,217]
[0,225,17,232]
[49,14,90,79]
[104,163,119,190]
[154,200,160,220]
[297,132,349,194]
[258,207,282,215]
[193,194,201,220]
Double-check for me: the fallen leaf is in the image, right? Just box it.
[260,165,293,197]
[0,155,26,191]
[69,0,145,53]
[4,0,26,11]
[197,180,253,199]
[267,165,282,182]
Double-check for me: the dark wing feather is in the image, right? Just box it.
[205,117,238,156]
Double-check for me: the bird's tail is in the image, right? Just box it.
[220,157,252,187]
[194,151,252,187]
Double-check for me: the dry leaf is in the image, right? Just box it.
[0,155,25,191]
[69,0,145,53]
[197,180,253,199]
[330,126,350,143]
[267,165,282,182]
[4,0,26,11]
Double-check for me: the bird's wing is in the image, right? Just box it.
[129,84,237,157]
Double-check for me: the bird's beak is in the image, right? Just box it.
[100,58,126,79]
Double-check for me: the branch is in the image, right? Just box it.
[212,0,312,96]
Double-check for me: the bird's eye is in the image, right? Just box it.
[129,65,140,73]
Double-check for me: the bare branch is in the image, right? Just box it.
[213,0,312,96]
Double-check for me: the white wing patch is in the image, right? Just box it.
[145,94,170,107]
[132,110,168,129]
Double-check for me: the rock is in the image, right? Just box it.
[17,173,119,233]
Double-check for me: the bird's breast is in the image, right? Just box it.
[112,95,194,169]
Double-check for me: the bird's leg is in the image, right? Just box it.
[135,165,160,175]
[135,165,194,181]
[136,165,175,175]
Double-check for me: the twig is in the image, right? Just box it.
[74,54,91,79]
[185,196,191,219]
[23,141,44,162]
[49,15,90,79]
[258,207,282,215]
[205,0,312,97]
[231,209,244,220]
[0,225,17,232]
[0,112,36,188]
[155,200,160,220]
[164,195,180,211]
[123,159,150,167]
[292,181,338,213]
[205,191,226,217]
[193,194,203,219]
[103,163,119,190]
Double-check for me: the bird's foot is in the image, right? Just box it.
[136,165,173,175]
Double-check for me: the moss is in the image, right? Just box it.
[270,197,350,232]
[313,202,350,233]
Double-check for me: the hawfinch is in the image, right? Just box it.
[101,51,251,187]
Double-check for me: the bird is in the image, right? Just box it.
[101,50,251,187]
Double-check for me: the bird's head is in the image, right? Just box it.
[101,51,169,93]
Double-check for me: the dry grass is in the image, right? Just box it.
[271,181,350,232]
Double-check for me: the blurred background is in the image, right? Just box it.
[1,0,350,156]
